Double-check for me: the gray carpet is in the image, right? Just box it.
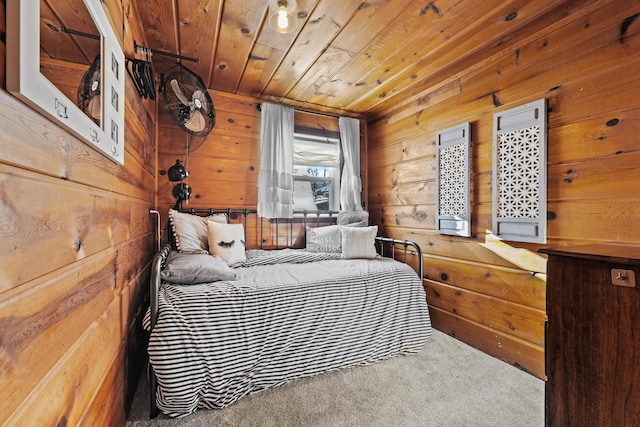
[126,329,544,426]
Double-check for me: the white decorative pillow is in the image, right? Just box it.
[207,221,246,264]
[161,251,236,284]
[341,225,378,259]
[337,210,369,226]
[305,225,342,253]
[169,209,226,253]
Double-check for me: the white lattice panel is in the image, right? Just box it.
[436,122,471,237]
[496,126,540,219]
[492,99,547,243]
[439,144,467,217]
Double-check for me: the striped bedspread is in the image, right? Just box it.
[146,251,431,417]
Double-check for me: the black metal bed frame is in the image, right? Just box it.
[146,208,423,418]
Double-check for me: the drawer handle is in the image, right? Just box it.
[611,269,636,287]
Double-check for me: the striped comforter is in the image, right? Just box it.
[145,250,431,417]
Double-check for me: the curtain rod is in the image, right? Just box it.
[256,103,339,119]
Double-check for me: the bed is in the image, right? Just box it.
[144,209,432,418]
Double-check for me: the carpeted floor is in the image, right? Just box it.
[126,329,544,427]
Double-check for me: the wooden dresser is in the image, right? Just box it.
[540,245,640,427]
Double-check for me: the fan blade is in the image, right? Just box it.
[170,79,191,106]
[183,110,206,133]
[87,96,101,120]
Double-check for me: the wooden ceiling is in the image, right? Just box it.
[41,0,587,118]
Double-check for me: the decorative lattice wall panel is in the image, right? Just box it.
[492,99,547,243]
[436,122,471,237]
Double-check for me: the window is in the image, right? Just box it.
[292,133,340,211]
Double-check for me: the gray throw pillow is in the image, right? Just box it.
[161,251,236,284]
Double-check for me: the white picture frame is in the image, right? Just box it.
[6,0,125,164]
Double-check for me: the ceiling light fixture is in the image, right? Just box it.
[268,0,298,34]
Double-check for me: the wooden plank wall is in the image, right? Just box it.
[366,0,640,379]
[0,0,157,425]
[156,95,364,249]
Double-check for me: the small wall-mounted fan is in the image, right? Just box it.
[78,55,101,125]
[161,65,215,137]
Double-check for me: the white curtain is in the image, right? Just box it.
[257,103,295,218]
[339,116,362,211]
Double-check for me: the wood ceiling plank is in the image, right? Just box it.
[237,42,284,98]
[135,0,179,74]
[367,0,611,118]
[237,0,319,99]
[263,0,363,101]
[304,0,484,111]
[209,0,268,93]
[355,0,603,115]
[287,0,415,105]
[175,0,221,85]
[343,0,572,112]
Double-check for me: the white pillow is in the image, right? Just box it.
[169,209,227,253]
[337,210,369,226]
[341,225,378,259]
[305,225,342,253]
[207,221,246,264]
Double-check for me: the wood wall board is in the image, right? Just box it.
[123,85,157,177]
[78,344,126,427]
[368,181,435,207]
[367,156,436,189]
[0,247,117,421]
[4,295,124,426]
[158,108,260,140]
[0,94,153,202]
[471,199,640,245]
[423,257,546,309]
[425,280,545,346]
[0,167,146,291]
[375,226,547,272]
[38,57,85,103]
[294,110,340,133]
[113,226,155,296]
[546,199,640,242]
[1,1,155,423]
[158,132,259,161]
[367,132,437,171]
[207,89,263,115]
[367,0,640,376]
[547,107,640,165]
[429,306,545,379]
[368,205,434,230]
[157,179,258,208]
[101,0,124,45]
[547,151,640,201]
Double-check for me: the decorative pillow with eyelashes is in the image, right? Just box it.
[207,221,247,264]
[169,209,227,253]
